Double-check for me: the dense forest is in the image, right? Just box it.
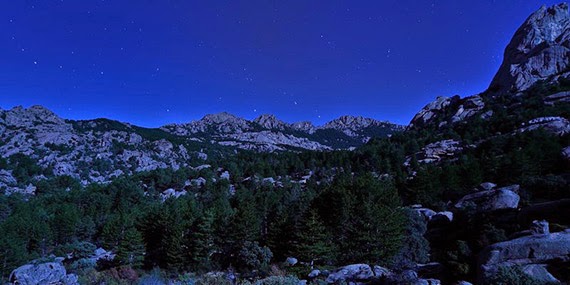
[0,79,569,284]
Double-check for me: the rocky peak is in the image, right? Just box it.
[324,115,371,129]
[291,121,316,133]
[201,112,243,124]
[253,114,288,130]
[3,105,67,128]
[489,3,570,93]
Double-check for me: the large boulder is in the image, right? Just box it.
[455,185,520,212]
[489,3,570,94]
[10,261,78,285]
[478,226,570,282]
[325,264,374,284]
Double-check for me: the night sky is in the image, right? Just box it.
[0,1,562,127]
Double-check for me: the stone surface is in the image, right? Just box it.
[478,182,497,191]
[531,220,550,235]
[373,265,391,277]
[455,185,520,212]
[254,114,289,130]
[409,96,455,127]
[519,116,570,136]
[489,3,570,93]
[10,261,78,285]
[0,105,403,190]
[478,229,570,282]
[451,95,485,123]
[406,139,463,165]
[325,264,374,283]
[522,264,560,283]
[285,257,298,266]
[308,269,321,278]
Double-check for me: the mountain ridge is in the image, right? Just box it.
[0,105,403,185]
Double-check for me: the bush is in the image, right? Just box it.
[253,276,301,285]
[485,266,557,285]
[238,241,273,271]
[196,273,232,285]
[137,268,169,285]
[55,241,96,259]
[70,258,97,271]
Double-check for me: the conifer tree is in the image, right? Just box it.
[294,209,336,265]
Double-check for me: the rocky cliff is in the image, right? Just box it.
[489,3,570,94]
[410,3,570,129]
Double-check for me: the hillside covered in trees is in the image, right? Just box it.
[1,2,570,285]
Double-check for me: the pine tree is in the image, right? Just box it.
[116,227,145,268]
[191,210,216,271]
[294,209,336,265]
[164,226,187,271]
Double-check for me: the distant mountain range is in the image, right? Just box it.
[1,1,569,191]
[0,106,402,185]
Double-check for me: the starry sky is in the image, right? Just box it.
[0,1,562,127]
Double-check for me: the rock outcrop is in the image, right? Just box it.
[519,116,570,135]
[478,221,570,283]
[0,106,403,187]
[405,140,464,166]
[455,184,520,212]
[489,3,570,94]
[325,264,374,283]
[253,114,289,130]
[10,261,78,285]
[409,96,456,127]
[450,95,485,123]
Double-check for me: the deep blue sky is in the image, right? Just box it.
[0,1,562,127]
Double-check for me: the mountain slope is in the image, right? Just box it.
[0,106,402,187]
[410,3,570,130]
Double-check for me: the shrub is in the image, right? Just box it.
[253,276,301,285]
[196,273,232,285]
[137,268,169,285]
[238,241,273,271]
[485,266,557,285]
